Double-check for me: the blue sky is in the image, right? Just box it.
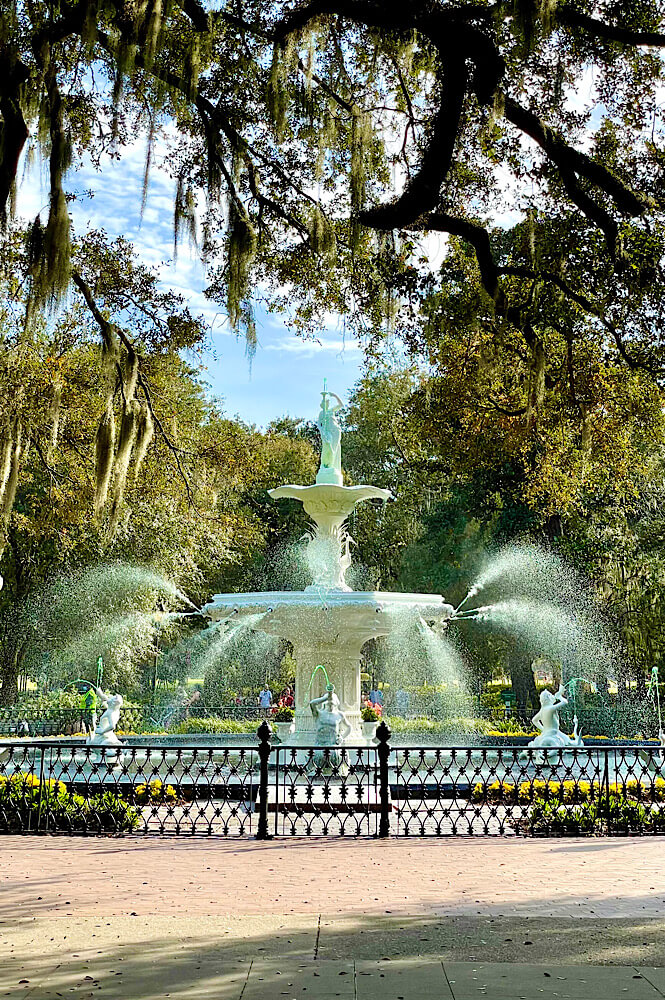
[17,135,365,427]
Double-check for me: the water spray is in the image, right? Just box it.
[647,665,663,743]
[174,589,200,611]
[453,605,492,621]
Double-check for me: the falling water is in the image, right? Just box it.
[22,562,200,690]
[474,600,615,679]
[195,613,280,699]
[379,606,473,721]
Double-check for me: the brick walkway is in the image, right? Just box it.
[2,837,665,997]
[3,836,665,918]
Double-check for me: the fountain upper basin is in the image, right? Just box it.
[202,590,454,643]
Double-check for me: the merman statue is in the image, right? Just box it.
[86,686,124,758]
[309,683,352,746]
[528,685,583,749]
[316,390,343,485]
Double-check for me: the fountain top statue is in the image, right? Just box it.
[316,390,344,485]
[269,386,392,592]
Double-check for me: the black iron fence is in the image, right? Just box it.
[0,705,148,737]
[0,703,267,737]
[2,722,665,837]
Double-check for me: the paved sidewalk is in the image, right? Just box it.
[2,837,665,998]
[3,836,665,918]
[4,958,665,1000]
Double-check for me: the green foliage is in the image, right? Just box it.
[360,704,380,722]
[468,776,665,834]
[273,706,294,722]
[473,777,665,834]
[168,716,259,735]
[523,793,665,836]
[0,773,140,833]
[0,232,318,701]
[384,715,494,737]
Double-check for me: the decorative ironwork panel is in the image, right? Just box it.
[271,746,379,836]
[0,742,258,836]
[2,738,665,837]
[390,745,665,836]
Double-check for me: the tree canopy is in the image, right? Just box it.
[3,0,665,701]
[2,0,664,352]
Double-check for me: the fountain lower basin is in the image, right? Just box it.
[203,590,454,743]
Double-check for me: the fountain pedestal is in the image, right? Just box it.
[292,637,364,740]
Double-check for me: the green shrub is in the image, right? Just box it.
[169,716,258,735]
[386,716,495,737]
[520,790,665,835]
[524,794,665,835]
[0,773,141,833]
[274,706,294,722]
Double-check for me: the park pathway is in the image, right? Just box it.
[2,836,665,998]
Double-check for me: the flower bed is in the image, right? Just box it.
[472,777,665,805]
[522,793,665,835]
[0,773,141,833]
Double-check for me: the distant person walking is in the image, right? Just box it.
[80,686,97,734]
[258,684,273,717]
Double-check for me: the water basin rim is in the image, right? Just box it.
[203,590,451,610]
[268,483,392,500]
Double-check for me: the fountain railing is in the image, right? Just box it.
[2,724,665,838]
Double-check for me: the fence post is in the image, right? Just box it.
[603,749,611,834]
[376,720,391,838]
[256,721,272,840]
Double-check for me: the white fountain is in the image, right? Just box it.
[203,387,454,743]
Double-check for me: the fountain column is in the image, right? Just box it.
[291,638,364,740]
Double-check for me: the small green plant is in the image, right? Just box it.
[0,773,140,833]
[274,706,294,722]
[361,705,380,723]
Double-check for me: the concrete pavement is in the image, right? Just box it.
[2,836,665,998]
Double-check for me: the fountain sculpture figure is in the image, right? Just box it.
[310,683,352,745]
[528,685,583,749]
[203,385,455,744]
[86,686,124,751]
[316,390,344,486]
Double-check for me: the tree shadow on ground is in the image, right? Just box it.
[4,912,665,998]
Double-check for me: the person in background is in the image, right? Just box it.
[80,685,97,734]
[279,686,294,708]
[258,683,273,716]
[369,686,383,707]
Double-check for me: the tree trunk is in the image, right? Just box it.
[509,651,539,712]
[0,645,23,705]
